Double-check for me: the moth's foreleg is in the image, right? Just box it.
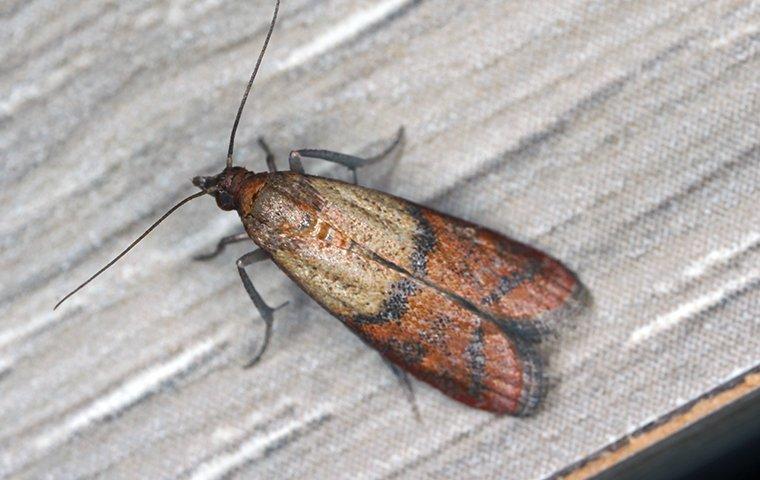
[236,249,288,367]
[289,126,405,184]
[193,232,250,261]
[257,136,277,172]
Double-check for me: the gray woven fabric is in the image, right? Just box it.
[1,0,758,478]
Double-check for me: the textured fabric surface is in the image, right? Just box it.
[1,0,758,478]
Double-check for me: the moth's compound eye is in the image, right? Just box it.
[216,191,235,211]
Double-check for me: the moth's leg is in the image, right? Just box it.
[289,127,404,184]
[288,149,305,174]
[384,358,422,421]
[193,232,250,261]
[257,136,277,173]
[237,249,288,368]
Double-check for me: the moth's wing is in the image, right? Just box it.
[254,175,544,415]
[347,271,546,415]
[411,206,590,339]
[248,174,576,413]
[308,177,589,339]
[267,224,544,415]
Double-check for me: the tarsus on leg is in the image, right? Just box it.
[236,249,288,367]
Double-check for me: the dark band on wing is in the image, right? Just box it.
[465,325,486,398]
[353,278,418,325]
[480,257,542,306]
[381,338,427,365]
[407,205,437,276]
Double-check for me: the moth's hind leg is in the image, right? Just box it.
[236,249,288,367]
[193,232,250,261]
[384,359,422,421]
[289,127,404,184]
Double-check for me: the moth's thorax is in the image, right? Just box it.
[241,172,331,250]
[214,167,266,212]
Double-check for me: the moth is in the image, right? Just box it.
[57,0,588,415]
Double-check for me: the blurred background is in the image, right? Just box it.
[1,0,758,478]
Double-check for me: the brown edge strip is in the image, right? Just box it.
[548,364,760,480]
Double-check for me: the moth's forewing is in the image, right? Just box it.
[243,173,585,414]
[302,177,587,335]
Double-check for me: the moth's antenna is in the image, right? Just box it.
[54,191,206,310]
[227,0,280,168]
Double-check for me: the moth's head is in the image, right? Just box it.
[192,166,249,211]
